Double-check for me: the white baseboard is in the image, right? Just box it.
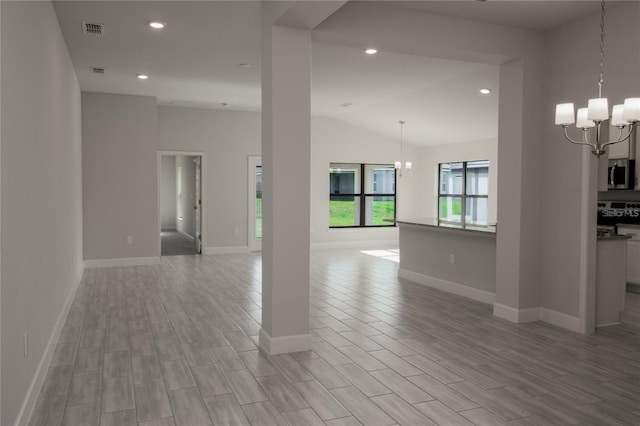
[177,228,194,241]
[398,269,495,305]
[539,308,581,333]
[205,246,250,255]
[259,329,311,355]
[84,256,161,268]
[311,240,398,250]
[493,303,540,323]
[492,304,582,332]
[15,267,84,426]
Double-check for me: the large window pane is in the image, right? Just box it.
[439,196,462,223]
[329,195,361,227]
[364,164,395,194]
[466,160,489,196]
[439,162,463,195]
[465,197,488,225]
[330,164,360,195]
[365,196,395,226]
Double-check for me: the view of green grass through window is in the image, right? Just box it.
[439,160,489,225]
[329,163,396,228]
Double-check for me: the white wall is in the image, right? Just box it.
[417,139,498,224]
[1,2,82,424]
[160,155,176,230]
[311,116,419,247]
[542,2,640,319]
[82,93,159,261]
[158,108,421,251]
[176,155,197,239]
[158,106,261,250]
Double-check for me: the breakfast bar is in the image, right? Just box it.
[392,218,497,304]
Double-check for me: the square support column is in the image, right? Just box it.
[259,23,312,355]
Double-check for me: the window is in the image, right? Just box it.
[438,160,489,225]
[329,163,396,228]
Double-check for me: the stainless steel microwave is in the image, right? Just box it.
[608,159,635,190]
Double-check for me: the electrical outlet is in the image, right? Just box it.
[233,228,239,236]
[449,254,455,264]
[24,333,28,357]
[126,236,133,244]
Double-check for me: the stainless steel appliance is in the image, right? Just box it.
[608,159,635,190]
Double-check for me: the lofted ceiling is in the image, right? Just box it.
[53,1,608,146]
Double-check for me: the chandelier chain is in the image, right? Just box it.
[598,0,606,97]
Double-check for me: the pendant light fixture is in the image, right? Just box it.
[395,120,412,176]
[554,0,639,157]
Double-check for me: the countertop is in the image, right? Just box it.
[389,218,497,235]
[598,234,632,241]
[616,223,640,230]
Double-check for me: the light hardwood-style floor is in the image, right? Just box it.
[29,249,640,425]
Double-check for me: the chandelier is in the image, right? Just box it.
[395,120,412,176]
[554,0,639,157]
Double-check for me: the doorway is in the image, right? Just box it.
[248,156,262,251]
[158,152,204,256]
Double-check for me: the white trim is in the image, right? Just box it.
[539,308,582,333]
[259,329,311,355]
[177,228,194,241]
[204,246,250,255]
[312,240,399,251]
[493,303,540,323]
[493,304,582,332]
[398,268,495,305]
[15,268,83,426]
[84,256,161,268]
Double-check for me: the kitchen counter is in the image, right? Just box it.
[598,234,632,241]
[393,218,496,304]
[390,218,496,236]
[617,223,640,230]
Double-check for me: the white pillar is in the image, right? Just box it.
[259,22,312,355]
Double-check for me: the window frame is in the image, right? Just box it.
[329,163,397,228]
[438,160,489,226]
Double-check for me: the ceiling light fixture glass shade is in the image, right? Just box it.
[136,74,149,80]
[554,0,639,157]
[149,22,165,29]
[395,120,411,177]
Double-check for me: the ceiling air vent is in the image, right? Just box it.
[90,67,106,74]
[82,22,104,36]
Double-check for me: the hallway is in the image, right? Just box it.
[29,250,640,425]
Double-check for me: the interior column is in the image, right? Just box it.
[259,23,312,355]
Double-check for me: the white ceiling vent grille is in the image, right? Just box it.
[82,22,104,36]
[90,67,106,74]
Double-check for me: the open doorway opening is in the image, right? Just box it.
[248,156,262,251]
[158,152,204,256]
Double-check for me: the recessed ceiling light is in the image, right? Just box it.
[365,48,378,55]
[479,88,492,94]
[239,63,251,68]
[137,74,149,80]
[149,21,165,29]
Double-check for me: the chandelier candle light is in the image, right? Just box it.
[395,120,412,176]
[554,0,639,157]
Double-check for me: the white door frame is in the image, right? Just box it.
[157,151,206,255]
[248,156,262,251]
